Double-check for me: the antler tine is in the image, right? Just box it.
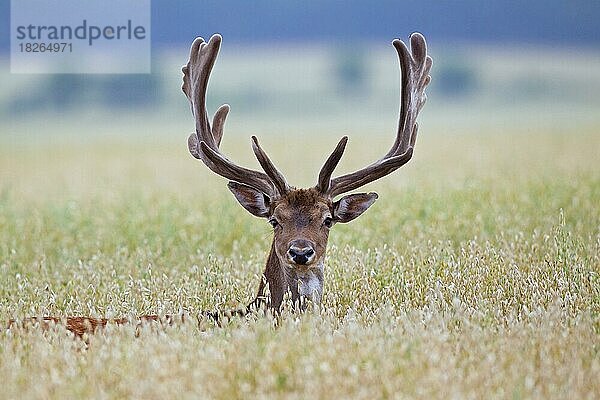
[326,33,432,198]
[316,136,348,193]
[387,33,432,157]
[182,35,219,148]
[251,136,290,195]
[183,34,278,197]
[211,103,230,148]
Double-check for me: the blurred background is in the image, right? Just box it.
[2,1,599,134]
[0,1,599,195]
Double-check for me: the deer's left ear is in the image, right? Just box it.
[333,192,378,223]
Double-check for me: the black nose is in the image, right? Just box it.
[288,246,315,265]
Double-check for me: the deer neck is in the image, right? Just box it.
[253,239,324,311]
[257,240,289,310]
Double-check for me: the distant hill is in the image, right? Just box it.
[2,0,600,53]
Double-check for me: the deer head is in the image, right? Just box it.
[183,33,432,312]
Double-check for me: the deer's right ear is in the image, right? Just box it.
[227,182,271,218]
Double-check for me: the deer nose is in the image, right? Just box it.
[287,246,315,265]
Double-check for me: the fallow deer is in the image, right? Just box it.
[183,33,432,315]
[7,33,432,336]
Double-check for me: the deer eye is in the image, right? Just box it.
[268,218,279,228]
[323,216,333,228]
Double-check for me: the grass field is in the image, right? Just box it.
[0,123,598,399]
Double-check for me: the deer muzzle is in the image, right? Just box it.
[287,241,316,265]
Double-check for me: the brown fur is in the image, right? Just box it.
[6,315,184,338]
[274,188,332,211]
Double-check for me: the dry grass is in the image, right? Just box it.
[0,129,599,399]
